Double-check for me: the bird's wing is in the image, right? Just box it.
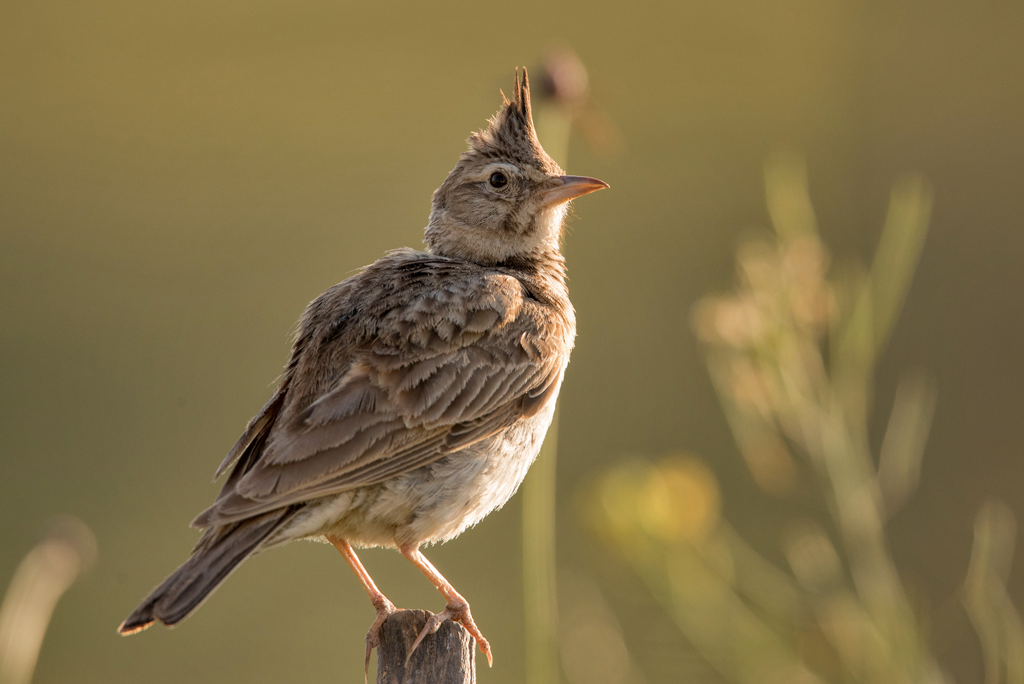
[192,256,570,529]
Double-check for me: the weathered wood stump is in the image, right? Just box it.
[376,610,475,684]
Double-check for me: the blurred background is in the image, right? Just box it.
[2,1,1023,682]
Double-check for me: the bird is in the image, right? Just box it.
[118,67,608,669]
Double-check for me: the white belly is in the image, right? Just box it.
[398,393,558,545]
[284,383,560,549]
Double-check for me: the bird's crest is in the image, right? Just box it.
[468,68,559,173]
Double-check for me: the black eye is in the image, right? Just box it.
[489,172,508,188]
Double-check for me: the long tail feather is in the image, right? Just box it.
[118,507,299,635]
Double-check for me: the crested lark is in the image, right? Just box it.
[119,68,607,667]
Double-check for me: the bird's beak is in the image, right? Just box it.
[541,175,610,207]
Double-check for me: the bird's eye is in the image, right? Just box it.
[489,172,508,188]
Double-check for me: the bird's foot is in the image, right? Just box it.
[364,595,399,677]
[408,599,493,667]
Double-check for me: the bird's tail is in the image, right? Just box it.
[118,507,298,635]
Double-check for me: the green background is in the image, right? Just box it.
[1,1,1022,682]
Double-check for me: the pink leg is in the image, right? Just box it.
[400,543,493,667]
[327,536,398,676]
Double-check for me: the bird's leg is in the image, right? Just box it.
[399,543,493,667]
[326,535,397,676]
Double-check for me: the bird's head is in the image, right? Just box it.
[424,68,608,267]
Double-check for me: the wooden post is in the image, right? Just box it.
[376,610,475,684]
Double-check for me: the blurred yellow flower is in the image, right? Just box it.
[638,456,721,543]
[592,456,722,546]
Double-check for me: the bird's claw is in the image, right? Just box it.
[406,601,492,667]
[364,596,399,679]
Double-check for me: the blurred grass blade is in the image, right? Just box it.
[868,175,933,352]
[0,518,96,684]
[719,523,803,623]
[832,176,931,430]
[662,543,822,684]
[877,373,937,516]
[522,48,593,684]
[765,149,819,241]
[838,175,932,375]
[963,500,1024,684]
[523,407,560,684]
[558,572,637,684]
[1008,603,1024,684]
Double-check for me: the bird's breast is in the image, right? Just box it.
[399,388,561,546]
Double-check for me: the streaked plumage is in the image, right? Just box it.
[119,68,607,667]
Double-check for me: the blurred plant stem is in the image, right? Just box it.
[523,73,569,684]
[589,151,1024,682]
[522,47,601,684]
[523,405,561,684]
[0,518,96,684]
[963,501,1024,684]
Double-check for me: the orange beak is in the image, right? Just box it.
[541,175,609,207]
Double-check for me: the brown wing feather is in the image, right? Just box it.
[213,382,288,480]
[192,251,572,530]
